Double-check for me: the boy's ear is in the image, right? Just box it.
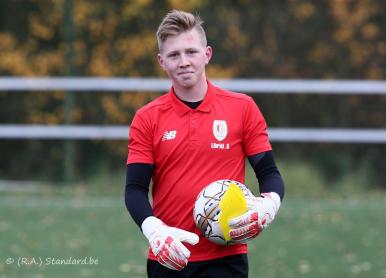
[157,53,166,70]
[205,46,213,65]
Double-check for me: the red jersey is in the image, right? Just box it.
[127,81,272,261]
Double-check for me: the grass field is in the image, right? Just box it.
[1,163,386,278]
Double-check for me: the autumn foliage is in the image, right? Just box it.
[0,0,385,182]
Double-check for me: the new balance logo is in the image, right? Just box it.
[162,130,177,141]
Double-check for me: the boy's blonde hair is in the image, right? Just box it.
[156,10,207,52]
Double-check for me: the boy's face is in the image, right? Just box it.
[157,28,212,90]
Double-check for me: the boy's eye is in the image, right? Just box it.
[168,53,178,58]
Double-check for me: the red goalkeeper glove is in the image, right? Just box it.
[228,192,281,243]
[141,216,199,271]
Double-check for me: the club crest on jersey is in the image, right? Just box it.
[213,120,228,142]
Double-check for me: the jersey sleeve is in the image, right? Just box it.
[127,112,154,165]
[243,97,272,156]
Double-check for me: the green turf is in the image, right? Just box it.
[1,190,385,278]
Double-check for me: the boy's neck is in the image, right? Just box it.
[173,78,208,102]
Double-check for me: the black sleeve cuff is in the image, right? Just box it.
[125,163,154,227]
[248,151,285,201]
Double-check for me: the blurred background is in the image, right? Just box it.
[0,1,385,277]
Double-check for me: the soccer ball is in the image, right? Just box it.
[193,179,253,245]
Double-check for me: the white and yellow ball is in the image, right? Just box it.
[193,179,253,245]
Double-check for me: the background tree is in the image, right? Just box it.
[0,0,384,185]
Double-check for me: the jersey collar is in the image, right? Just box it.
[169,81,216,116]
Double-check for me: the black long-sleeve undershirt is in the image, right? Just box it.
[248,151,285,200]
[124,163,154,227]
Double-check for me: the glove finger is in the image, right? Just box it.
[153,235,187,271]
[170,237,191,259]
[164,237,189,270]
[157,250,187,271]
[229,211,258,228]
[149,235,164,256]
[157,252,179,270]
[228,211,250,228]
[229,222,260,242]
[230,232,258,244]
[169,247,188,271]
[157,252,173,270]
[168,227,199,245]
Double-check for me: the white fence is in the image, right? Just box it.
[1,77,386,94]
[1,77,385,143]
[0,125,385,143]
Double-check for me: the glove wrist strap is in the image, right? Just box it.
[141,216,163,239]
[261,192,281,214]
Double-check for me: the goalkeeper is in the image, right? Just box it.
[125,9,285,278]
